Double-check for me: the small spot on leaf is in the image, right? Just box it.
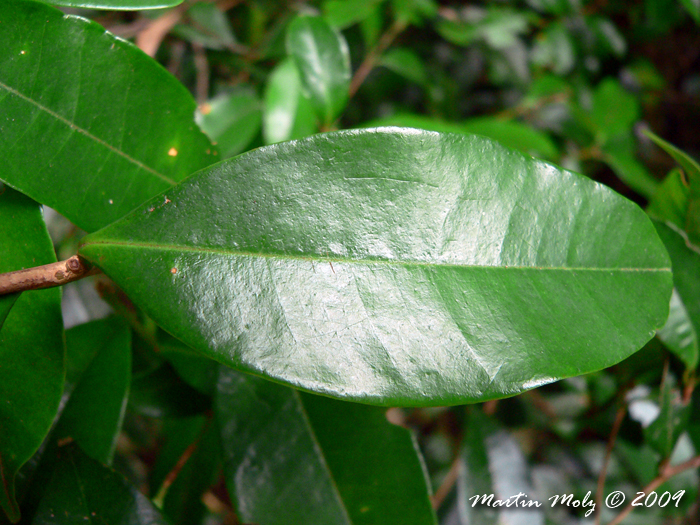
[168,147,178,157]
[171,268,178,274]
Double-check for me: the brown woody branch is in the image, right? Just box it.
[606,454,700,525]
[0,256,98,296]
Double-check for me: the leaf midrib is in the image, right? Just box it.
[80,239,671,273]
[0,79,176,186]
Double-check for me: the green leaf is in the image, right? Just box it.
[173,1,237,50]
[151,416,221,525]
[0,188,64,523]
[457,409,543,524]
[158,332,219,397]
[648,168,691,232]
[657,289,698,369]
[129,362,211,419]
[54,318,131,465]
[197,89,261,158]
[0,187,52,329]
[216,367,437,525]
[392,0,438,25]
[0,0,215,233]
[363,113,558,159]
[31,444,169,525]
[679,0,700,23]
[603,149,659,199]
[644,130,700,239]
[379,48,428,86]
[436,8,532,49]
[645,377,690,458]
[35,0,183,9]
[263,58,317,145]
[286,15,351,127]
[531,22,576,75]
[653,220,700,370]
[644,129,700,191]
[79,129,672,405]
[323,0,385,29]
[589,79,639,143]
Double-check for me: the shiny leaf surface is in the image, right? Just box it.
[79,128,672,405]
[0,188,64,523]
[286,15,351,127]
[31,445,168,525]
[263,58,317,145]
[54,318,131,465]
[35,0,183,9]
[0,0,215,232]
[216,367,437,525]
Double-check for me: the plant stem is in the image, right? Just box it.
[606,454,700,525]
[348,19,408,99]
[0,256,97,296]
[431,454,461,510]
[596,404,627,525]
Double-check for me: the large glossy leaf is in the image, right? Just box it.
[36,0,184,9]
[79,128,672,405]
[54,318,131,465]
[216,367,437,525]
[0,0,215,232]
[0,188,64,523]
[286,15,351,127]
[31,445,169,525]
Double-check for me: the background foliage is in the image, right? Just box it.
[1,0,700,523]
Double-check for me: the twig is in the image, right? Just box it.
[0,256,98,296]
[153,415,212,508]
[348,19,408,99]
[606,454,700,525]
[595,404,627,525]
[192,41,210,105]
[431,454,461,510]
[527,389,558,419]
[136,6,187,57]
